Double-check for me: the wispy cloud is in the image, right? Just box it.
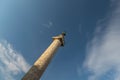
[83,0,120,80]
[0,40,31,80]
[42,21,53,28]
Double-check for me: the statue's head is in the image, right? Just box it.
[62,32,66,36]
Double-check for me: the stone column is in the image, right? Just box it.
[22,32,66,80]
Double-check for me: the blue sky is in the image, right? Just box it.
[0,0,120,80]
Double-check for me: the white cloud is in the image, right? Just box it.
[83,0,120,80]
[0,40,31,80]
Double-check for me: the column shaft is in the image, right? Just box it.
[22,39,61,80]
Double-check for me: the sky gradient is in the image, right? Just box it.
[0,0,120,80]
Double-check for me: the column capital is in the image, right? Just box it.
[52,32,66,46]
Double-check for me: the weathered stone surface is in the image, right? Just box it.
[22,33,65,80]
